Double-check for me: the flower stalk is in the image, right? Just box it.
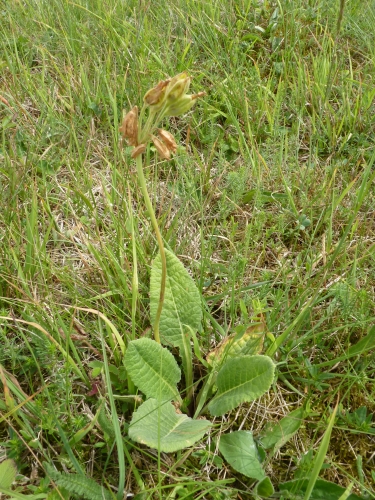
[134,153,166,344]
[121,73,204,343]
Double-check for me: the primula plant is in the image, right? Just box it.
[119,72,205,346]
[120,73,276,485]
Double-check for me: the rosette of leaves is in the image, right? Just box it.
[124,250,275,453]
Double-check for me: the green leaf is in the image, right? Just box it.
[0,458,17,489]
[242,189,288,206]
[304,402,338,500]
[279,479,363,500]
[68,403,102,447]
[128,398,211,452]
[260,407,304,452]
[218,431,265,481]
[347,325,375,357]
[338,483,355,500]
[206,322,266,366]
[150,249,200,399]
[316,325,375,370]
[150,249,202,349]
[124,338,181,402]
[254,476,275,497]
[44,464,113,500]
[208,355,275,416]
[0,490,47,500]
[97,404,115,440]
[46,488,71,500]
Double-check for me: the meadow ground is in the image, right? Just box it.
[1,0,375,498]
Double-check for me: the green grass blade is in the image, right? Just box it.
[303,400,339,500]
[98,320,125,500]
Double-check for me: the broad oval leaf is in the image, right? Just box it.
[125,338,180,402]
[129,398,211,453]
[208,355,275,416]
[219,431,265,481]
[150,249,202,348]
[0,458,17,489]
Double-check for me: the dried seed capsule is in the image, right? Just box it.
[144,79,170,107]
[119,106,139,145]
[158,129,177,153]
[152,135,170,159]
[131,143,146,158]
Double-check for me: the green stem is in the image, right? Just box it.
[135,153,166,344]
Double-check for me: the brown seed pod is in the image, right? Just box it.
[158,129,177,153]
[152,135,171,160]
[144,79,170,106]
[131,143,146,158]
[119,106,139,146]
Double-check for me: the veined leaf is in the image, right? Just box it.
[206,322,266,366]
[208,355,275,416]
[125,338,181,402]
[150,249,202,349]
[128,398,211,453]
[219,431,265,481]
[150,249,201,397]
[44,463,113,500]
[0,458,17,489]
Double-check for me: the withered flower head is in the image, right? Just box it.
[119,106,139,145]
[131,143,147,158]
[152,135,171,160]
[165,72,191,101]
[144,79,170,107]
[158,129,177,154]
